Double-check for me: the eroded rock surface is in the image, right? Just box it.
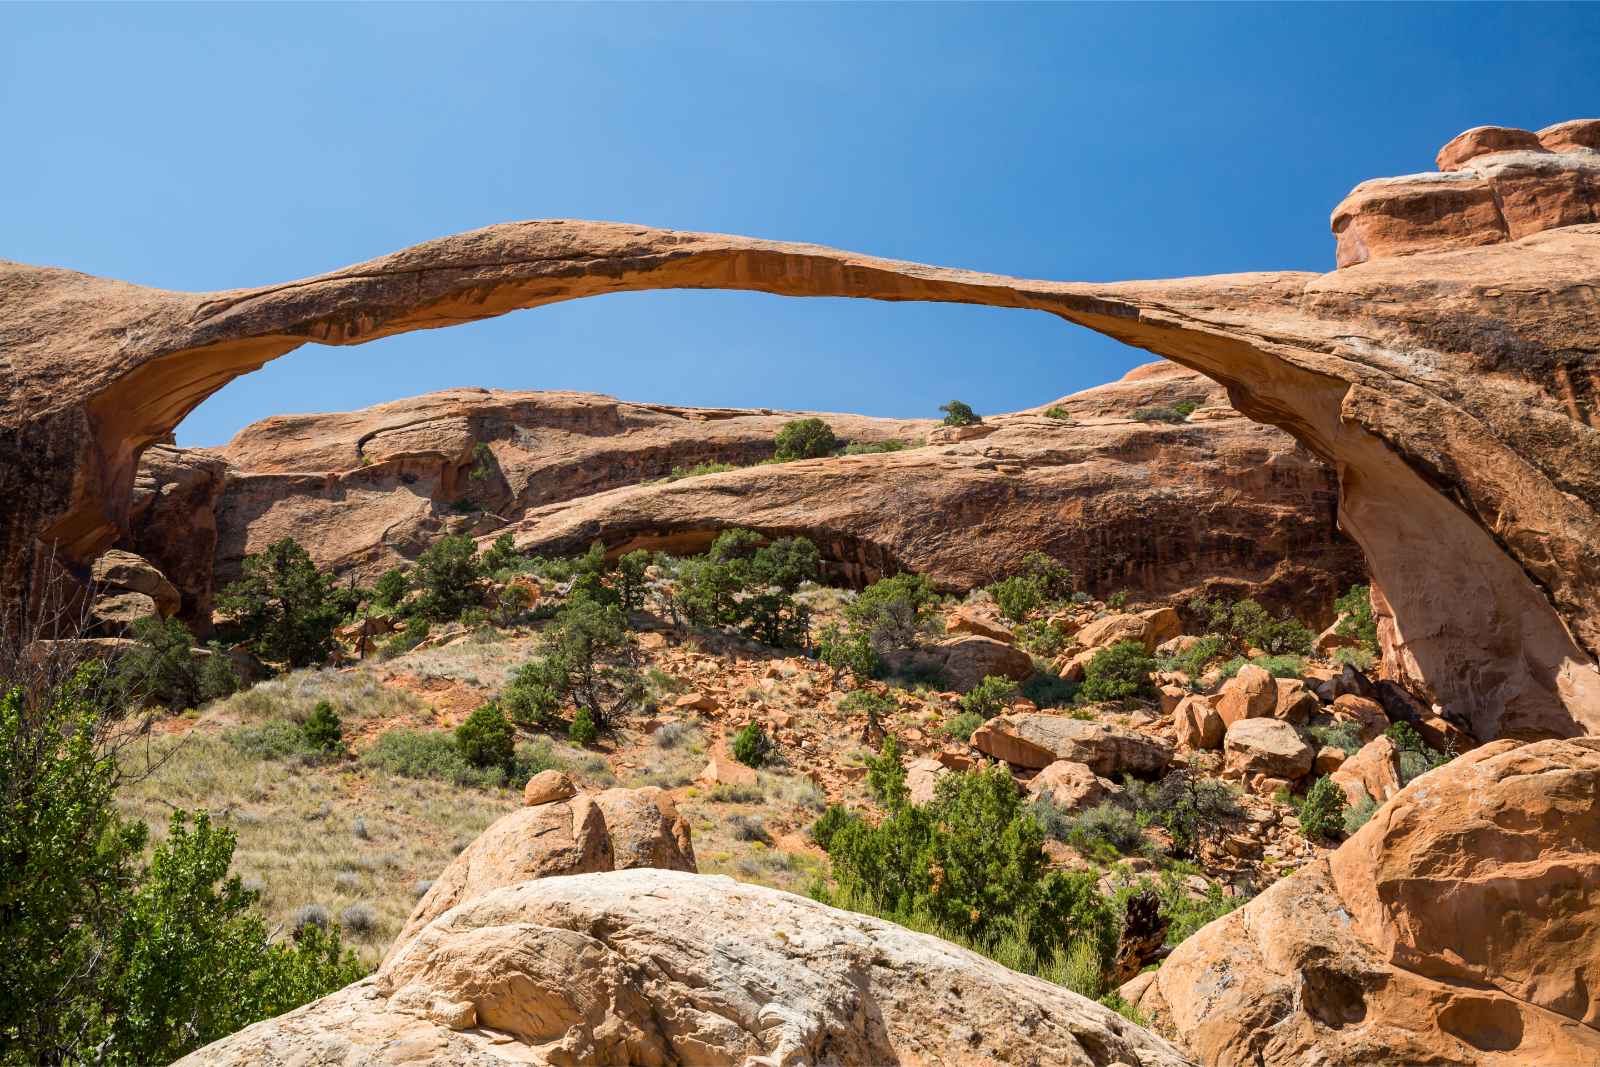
[182,869,1193,1067]
[1129,737,1600,1065]
[4,119,1598,738]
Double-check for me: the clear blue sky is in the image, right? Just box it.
[5,2,1597,447]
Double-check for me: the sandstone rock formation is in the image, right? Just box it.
[182,869,1193,1067]
[385,784,694,965]
[4,119,1598,738]
[136,363,1362,624]
[1128,737,1600,1065]
[974,714,1173,777]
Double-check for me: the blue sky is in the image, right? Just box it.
[5,2,1598,447]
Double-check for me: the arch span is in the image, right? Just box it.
[3,213,1598,739]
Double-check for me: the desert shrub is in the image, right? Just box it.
[371,567,410,611]
[1334,583,1378,649]
[412,535,485,621]
[665,461,737,480]
[671,531,817,649]
[197,643,242,702]
[732,722,775,768]
[1156,633,1227,679]
[960,674,1019,719]
[509,594,643,733]
[844,573,941,657]
[455,704,515,771]
[1015,618,1070,657]
[1307,720,1366,753]
[816,623,878,679]
[379,616,429,660]
[1076,641,1156,704]
[615,549,651,612]
[774,417,839,460]
[939,400,979,427]
[1150,869,1242,945]
[1332,645,1376,670]
[986,552,1075,622]
[1131,402,1195,423]
[943,709,984,741]
[478,532,521,575]
[114,615,201,711]
[1061,802,1148,857]
[841,439,908,455]
[568,706,598,745]
[337,903,378,937]
[218,538,357,669]
[1344,792,1380,834]
[1021,670,1079,709]
[1123,770,1240,859]
[815,746,1116,962]
[0,663,363,1064]
[1043,405,1072,421]
[362,729,503,788]
[1297,777,1348,841]
[1189,595,1313,656]
[301,700,346,756]
[727,814,773,844]
[225,718,326,763]
[840,689,897,736]
[1386,721,1449,783]
[1217,654,1303,681]
[987,576,1044,623]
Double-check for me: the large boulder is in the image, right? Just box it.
[182,870,1192,1067]
[929,635,1035,692]
[1173,694,1224,751]
[1076,607,1179,654]
[973,713,1172,778]
[1329,736,1404,807]
[384,785,694,964]
[1223,718,1314,781]
[1024,759,1122,813]
[1129,738,1600,1065]
[1215,664,1276,727]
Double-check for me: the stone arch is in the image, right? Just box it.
[4,199,1598,738]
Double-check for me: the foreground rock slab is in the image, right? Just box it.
[1128,737,1600,1066]
[182,869,1193,1067]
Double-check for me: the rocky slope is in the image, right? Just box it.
[129,361,1361,628]
[1125,737,1600,1065]
[3,117,1597,738]
[178,868,1192,1067]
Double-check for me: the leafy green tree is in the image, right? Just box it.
[1076,641,1156,704]
[1189,595,1313,656]
[455,703,515,771]
[960,674,1020,719]
[218,538,355,668]
[115,615,200,710]
[773,417,839,460]
[616,549,651,611]
[670,531,818,649]
[301,701,346,756]
[732,722,775,768]
[0,656,361,1065]
[940,400,979,427]
[412,535,485,621]
[817,623,879,679]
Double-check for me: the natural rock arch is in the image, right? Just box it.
[3,120,1598,739]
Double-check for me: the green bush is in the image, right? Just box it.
[939,400,980,427]
[986,552,1075,622]
[301,700,346,755]
[1189,595,1315,657]
[218,538,356,669]
[1150,868,1242,945]
[960,674,1019,719]
[773,417,839,460]
[1334,583,1378,650]
[817,623,879,679]
[568,706,598,745]
[1122,770,1240,859]
[0,666,362,1064]
[1386,721,1449,784]
[478,532,521,575]
[815,747,1116,963]
[1297,777,1348,841]
[371,567,410,611]
[732,722,775,768]
[664,461,737,481]
[615,549,651,612]
[671,531,817,649]
[844,573,940,656]
[1344,792,1379,834]
[841,440,908,455]
[225,718,324,763]
[1076,641,1156,704]
[1156,633,1227,680]
[455,704,515,771]
[1061,802,1148,857]
[508,594,642,733]
[1015,619,1070,657]
[1307,720,1366,754]
[380,616,430,660]
[840,689,897,736]
[943,710,984,741]
[198,643,242,702]
[1332,645,1376,670]
[1021,670,1079,709]
[412,535,485,621]
[1043,405,1072,421]
[362,728,509,788]
[114,615,200,710]
[1131,403,1194,423]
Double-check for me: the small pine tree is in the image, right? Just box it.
[1298,777,1348,841]
[773,417,839,460]
[302,701,346,755]
[732,722,775,768]
[940,400,979,427]
[455,704,515,769]
[568,706,598,745]
[1076,641,1156,704]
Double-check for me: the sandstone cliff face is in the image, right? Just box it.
[1127,737,1600,1066]
[177,869,1193,1067]
[152,362,1360,622]
[3,119,1597,739]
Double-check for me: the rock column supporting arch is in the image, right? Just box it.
[3,137,1599,738]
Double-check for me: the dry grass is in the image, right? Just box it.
[118,729,513,967]
[210,668,431,728]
